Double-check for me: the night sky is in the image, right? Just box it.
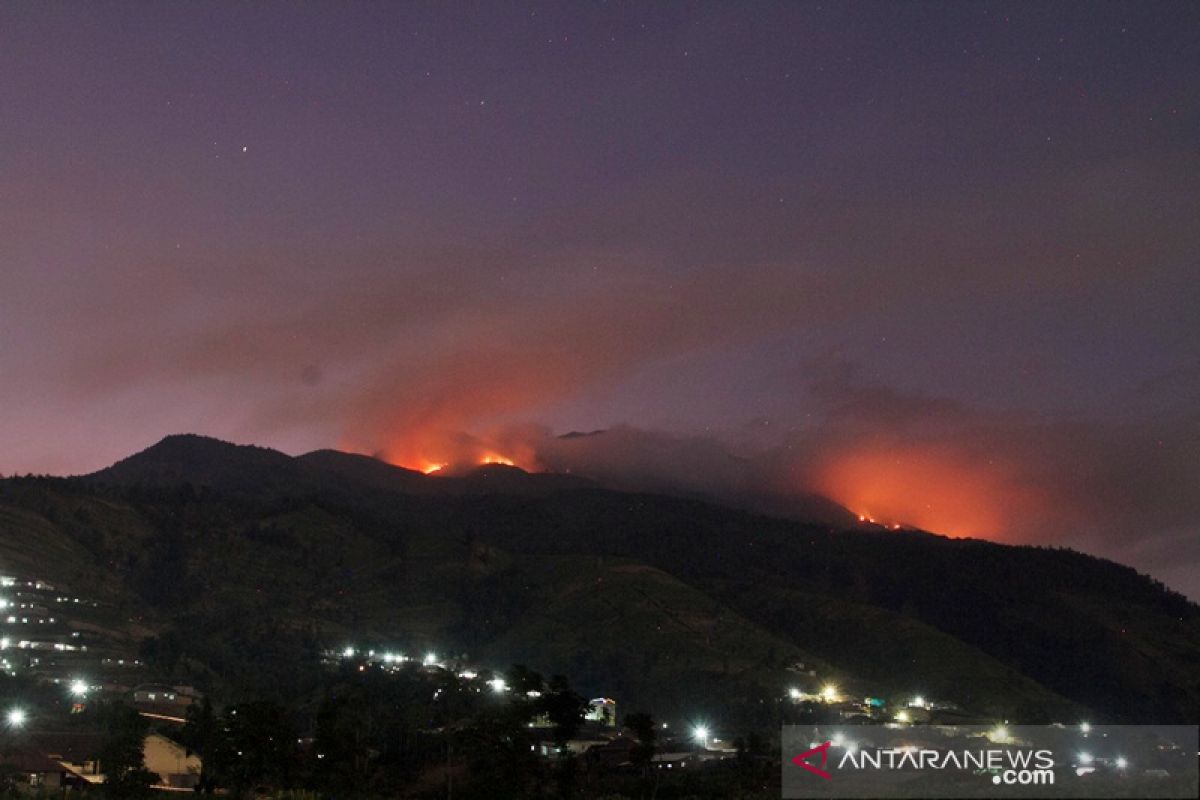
[2,3,1198,596]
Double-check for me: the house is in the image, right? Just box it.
[4,751,70,790]
[32,731,105,784]
[132,683,190,706]
[143,732,201,789]
[31,730,202,790]
[585,697,617,727]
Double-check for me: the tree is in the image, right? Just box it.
[96,703,156,798]
[624,712,657,773]
[624,712,658,799]
[537,675,588,800]
[181,697,221,793]
[216,701,298,796]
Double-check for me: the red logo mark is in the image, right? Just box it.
[791,740,832,780]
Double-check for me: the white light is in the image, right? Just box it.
[69,680,88,697]
[788,687,801,700]
[895,710,910,723]
[1079,722,1091,733]
[342,647,355,658]
[832,732,845,746]
[821,684,838,702]
[488,678,507,693]
[6,708,25,727]
[693,725,709,747]
[1116,757,1127,769]
[912,696,925,708]
[1079,752,1093,765]
[423,652,437,666]
[991,725,1008,742]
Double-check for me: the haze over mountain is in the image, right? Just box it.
[3,3,1198,607]
[4,433,1195,727]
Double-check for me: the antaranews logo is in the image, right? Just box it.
[781,724,1199,799]
[790,740,832,780]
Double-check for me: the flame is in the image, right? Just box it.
[856,512,903,530]
[807,443,1053,541]
[364,426,540,475]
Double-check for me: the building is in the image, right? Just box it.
[585,697,617,727]
[4,751,70,790]
[143,732,201,789]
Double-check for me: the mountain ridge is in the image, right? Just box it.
[6,433,1193,724]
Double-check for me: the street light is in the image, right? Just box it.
[6,709,25,728]
[69,679,88,697]
[1116,757,1128,770]
[693,725,710,750]
[1079,721,1091,734]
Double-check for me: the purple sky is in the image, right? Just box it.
[1,2,1198,597]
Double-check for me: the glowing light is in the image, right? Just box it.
[1079,752,1093,765]
[423,652,438,666]
[990,725,1008,742]
[693,726,710,748]
[342,647,355,658]
[895,710,911,723]
[1116,756,1127,769]
[422,463,446,475]
[488,678,507,693]
[812,446,1055,541]
[821,684,838,702]
[912,696,925,708]
[788,687,801,700]
[69,680,88,697]
[1079,721,1090,733]
[481,454,515,467]
[6,708,25,727]
[832,732,845,746]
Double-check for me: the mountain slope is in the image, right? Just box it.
[7,435,1196,724]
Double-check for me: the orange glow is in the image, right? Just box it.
[806,443,1057,542]
[366,425,541,476]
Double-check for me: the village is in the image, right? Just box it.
[0,570,1179,795]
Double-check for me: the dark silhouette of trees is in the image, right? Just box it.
[95,702,156,798]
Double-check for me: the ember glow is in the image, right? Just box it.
[807,444,1056,542]
[373,425,537,476]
